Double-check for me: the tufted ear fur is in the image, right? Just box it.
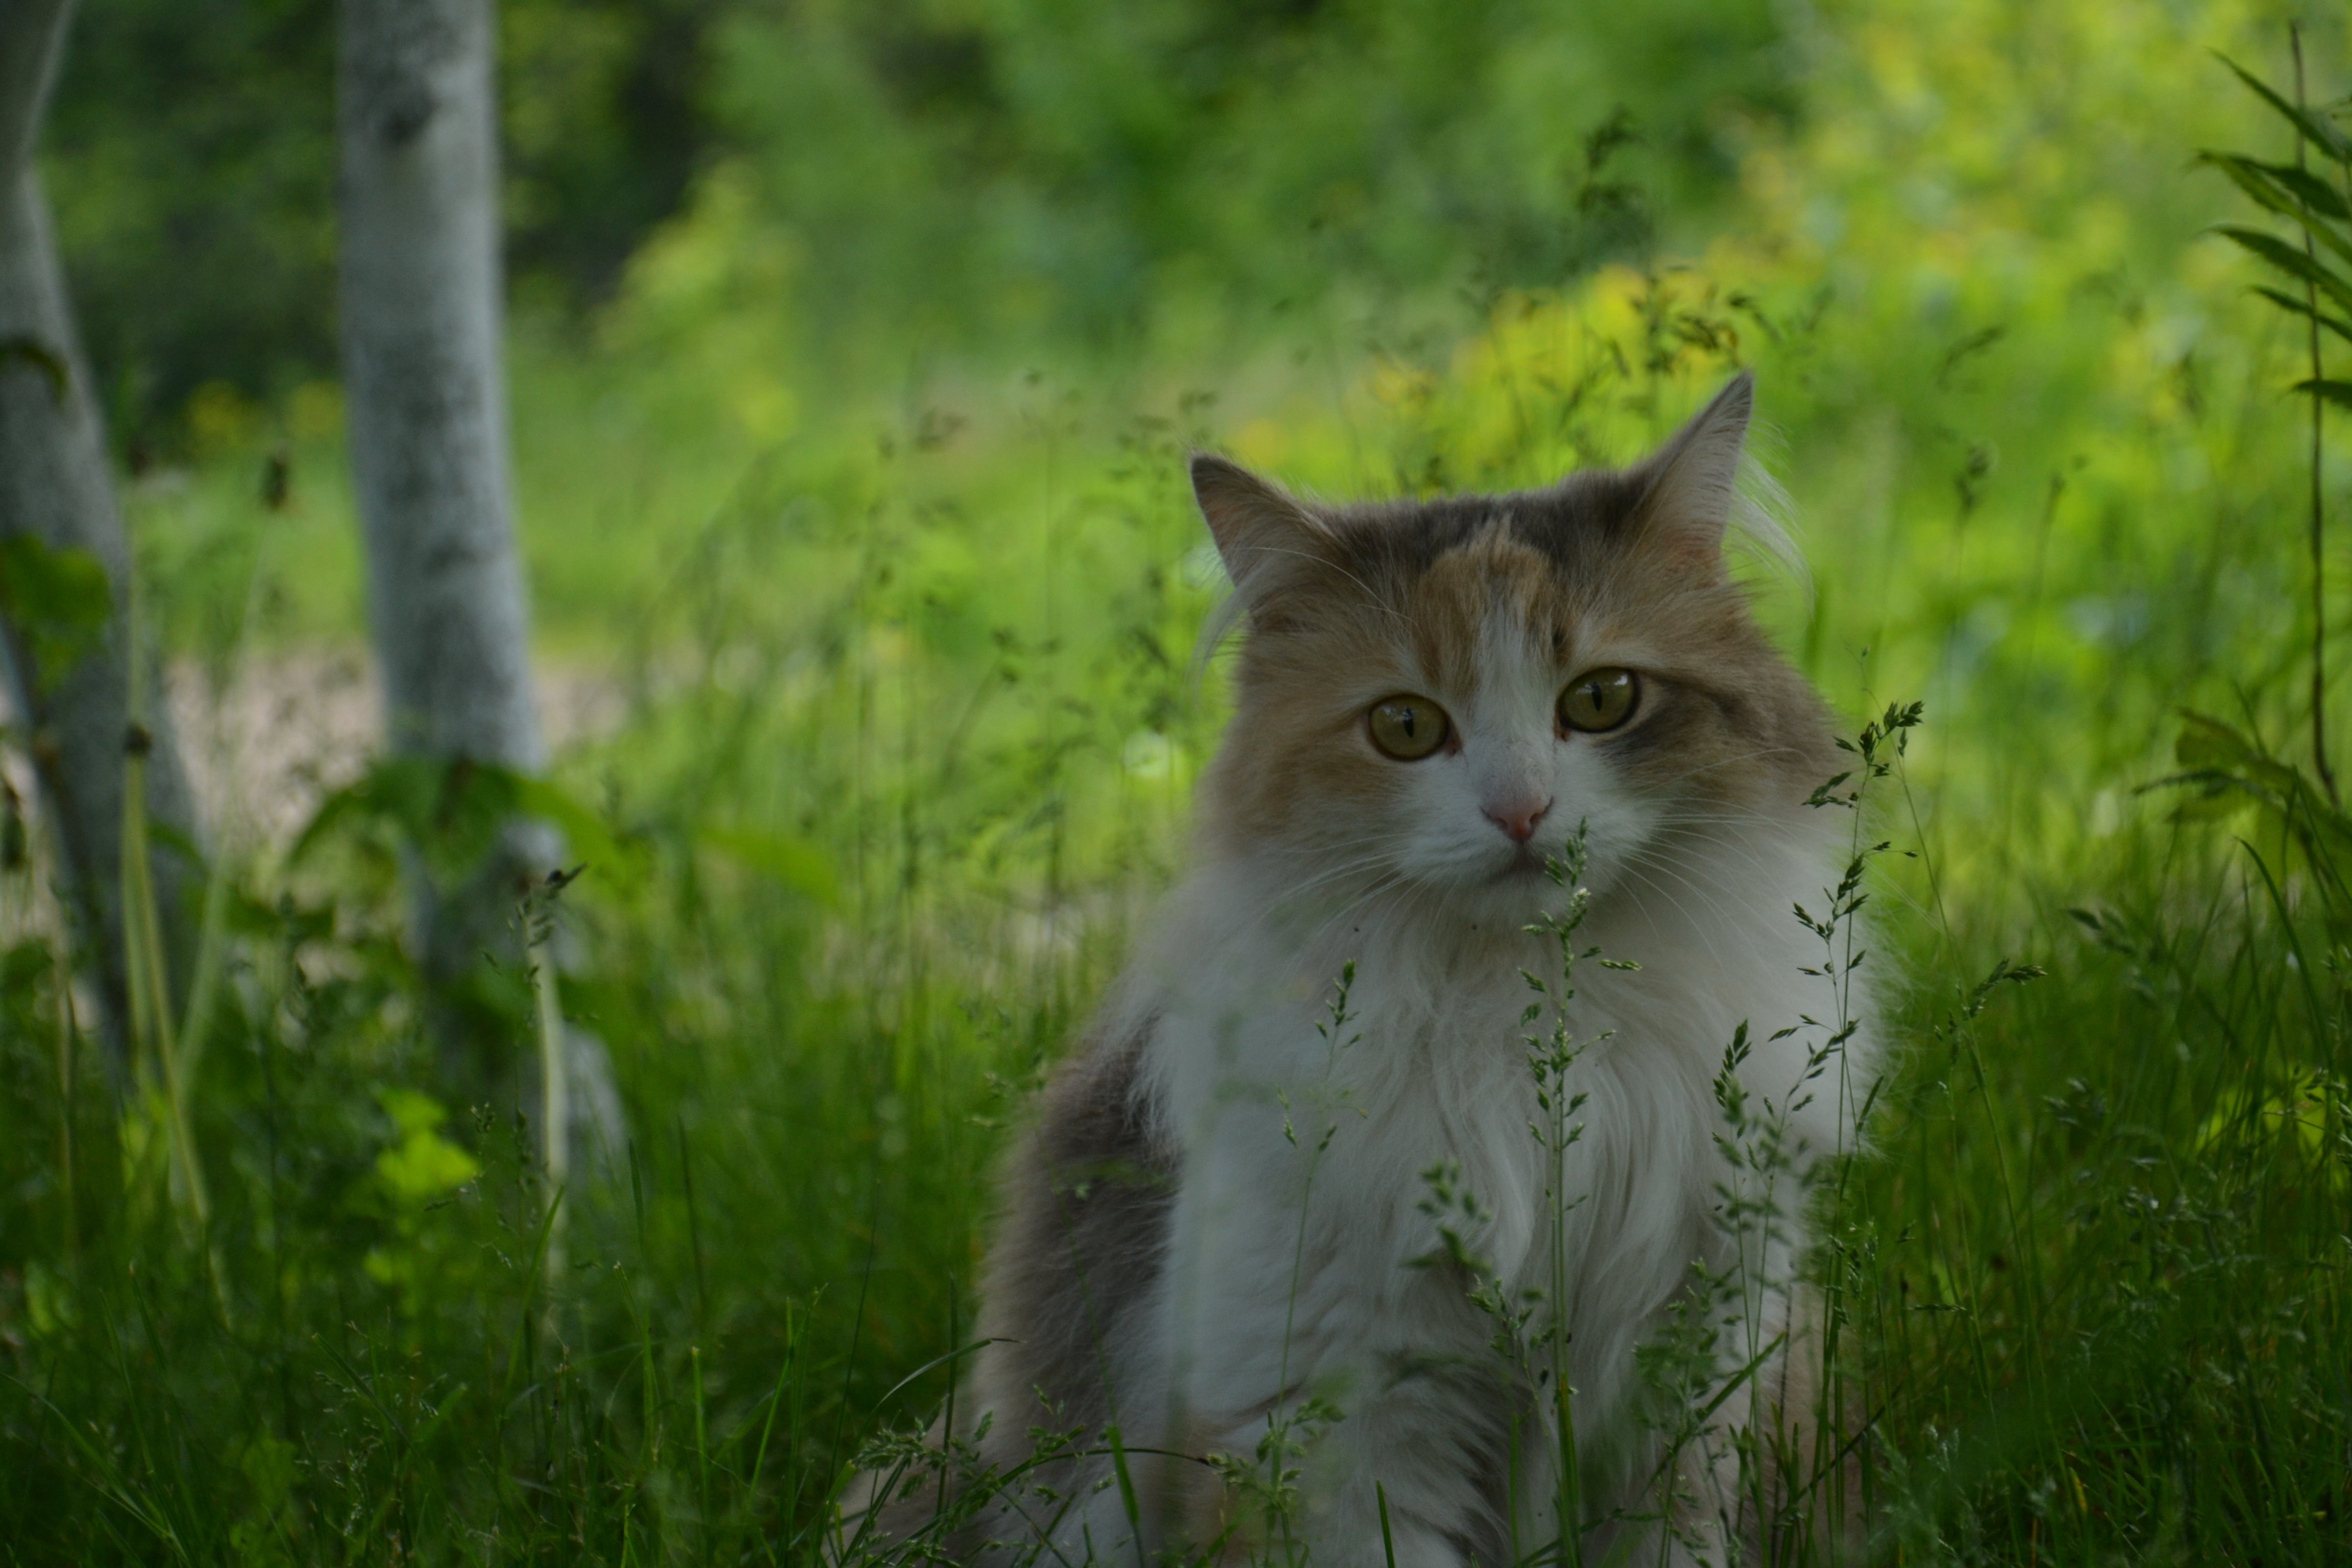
[1189,454,1333,602]
[1625,370,1753,566]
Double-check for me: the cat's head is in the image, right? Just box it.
[1190,372,1836,927]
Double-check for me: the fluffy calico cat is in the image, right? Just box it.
[871,373,1871,1565]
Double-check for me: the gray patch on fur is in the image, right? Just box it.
[972,1006,1176,1438]
[855,1010,1175,1558]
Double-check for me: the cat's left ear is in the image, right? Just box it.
[1625,370,1752,566]
[1190,454,1333,598]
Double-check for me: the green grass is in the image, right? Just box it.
[7,1,2352,1561]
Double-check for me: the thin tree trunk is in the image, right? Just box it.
[0,0,202,1081]
[338,0,539,774]
[336,0,553,1096]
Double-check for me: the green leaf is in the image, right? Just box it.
[2253,156,2352,220]
[370,1087,480,1204]
[2250,286,2352,346]
[0,336,67,401]
[2159,713,2352,913]
[2174,710,2260,772]
[2216,53,2352,162]
[2292,378,2352,412]
[2213,225,2352,316]
[290,756,631,891]
[2198,155,2352,270]
[698,825,837,905]
[2260,159,2350,220]
[290,757,447,871]
[0,534,111,693]
[2200,151,2352,222]
[509,775,632,880]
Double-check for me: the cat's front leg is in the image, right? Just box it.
[1312,1354,1532,1567]
[1166,1393,1500,1564]
[1164,1207,1521,1566]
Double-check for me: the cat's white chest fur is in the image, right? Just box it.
[1113,824,1863,1562]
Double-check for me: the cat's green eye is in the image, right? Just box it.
[1558,668,1639,733]
[1368,695,1451,760]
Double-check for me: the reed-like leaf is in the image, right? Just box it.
[2198,155,2352,269]
[2215,225,2352,315]
[2291,377,2352,411]
[2217,52,2352,160]
[2252,285,2352,347]
[2200,151,2352,220]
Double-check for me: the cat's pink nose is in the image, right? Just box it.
[1484,797,1551,844]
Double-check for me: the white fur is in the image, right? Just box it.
[987,595,1871,1566]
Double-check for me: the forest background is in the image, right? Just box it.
[5,0,2352,1562]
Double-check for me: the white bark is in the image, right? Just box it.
[337,0,541,773]
[0,0,71,176]
[0,0,203,1074]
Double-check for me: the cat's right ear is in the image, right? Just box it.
[1189,454,1332,600]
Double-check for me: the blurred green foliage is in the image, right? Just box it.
[42,0,337,446]
[44,0,710,437]
[44,0,1781,444]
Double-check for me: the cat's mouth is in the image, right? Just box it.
[1496,844,1551,880]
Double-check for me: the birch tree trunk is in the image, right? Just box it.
[337,0,550,1089]
[0,0,202,1079]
